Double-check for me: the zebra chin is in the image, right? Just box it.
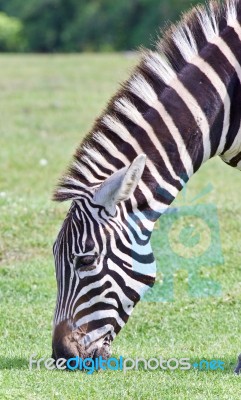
[52,319,112,365]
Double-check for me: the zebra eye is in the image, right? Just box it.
[74,255,97,270]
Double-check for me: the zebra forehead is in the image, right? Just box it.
[70,200,114,236]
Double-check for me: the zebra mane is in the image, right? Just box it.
[54,0,241,202]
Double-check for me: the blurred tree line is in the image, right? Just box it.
[0,0,203,52]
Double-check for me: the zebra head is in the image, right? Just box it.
[52,154,156,362]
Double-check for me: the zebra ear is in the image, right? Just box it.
[93,154,146,215]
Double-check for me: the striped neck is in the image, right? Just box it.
[54,0,241,222]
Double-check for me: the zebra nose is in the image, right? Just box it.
[52,319,82,361]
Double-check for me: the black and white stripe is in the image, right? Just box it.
[52,0,241,363]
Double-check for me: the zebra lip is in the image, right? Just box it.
[89,341,111,358]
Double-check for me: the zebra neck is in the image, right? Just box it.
[130,28,241,220]
[54,1,241,209]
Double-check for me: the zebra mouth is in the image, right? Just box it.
[85,334,112,360]
[52,319,113,365]
[95,335,112,359]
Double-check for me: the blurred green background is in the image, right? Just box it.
[0,0,204,52]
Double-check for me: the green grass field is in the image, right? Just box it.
[1,54,241,399]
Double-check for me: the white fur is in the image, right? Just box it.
[128,73,158,104]
[102,114,130,141]
[145,51,176,85]
[197,6,219,40]
[227,0,238,24]
[173,25,198,62]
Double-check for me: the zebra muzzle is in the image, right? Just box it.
[52,319,112,365]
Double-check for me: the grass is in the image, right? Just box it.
[1,53,241,399]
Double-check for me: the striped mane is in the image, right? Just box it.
[54,0,241,202]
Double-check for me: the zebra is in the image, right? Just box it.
[52,0,241,372]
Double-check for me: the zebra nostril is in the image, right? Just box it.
[103,334,111,345]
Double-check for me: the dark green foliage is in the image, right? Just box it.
[0,0,204,52]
